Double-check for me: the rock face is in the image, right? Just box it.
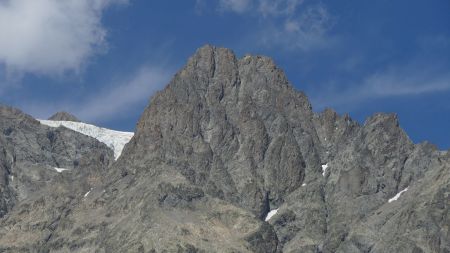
[0,45,449,253]
[0,106,114,251]
[39,119,134,160]
[48,111,80,122]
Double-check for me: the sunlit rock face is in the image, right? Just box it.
[0,46,448,253]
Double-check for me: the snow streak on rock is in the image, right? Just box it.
[322,163,329,176]
[53,167,70,173]
[84,189,92,198]
[388,187,409,203]
[265,209,279,221]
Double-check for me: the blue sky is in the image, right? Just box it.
[0,0,449,149]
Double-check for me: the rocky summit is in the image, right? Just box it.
[48,112,80,122]
[0,45,448,253]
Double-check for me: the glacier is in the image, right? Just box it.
[39,120,134,160]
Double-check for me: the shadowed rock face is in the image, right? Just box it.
[0,46,449,253]
[48,111,80,122]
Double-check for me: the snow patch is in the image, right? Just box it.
[53,167,70,173]
[322,163,329,176]
[39,120,133,160]
[388,187,409,203]
[265,209,279,221]
[84,188,92,198]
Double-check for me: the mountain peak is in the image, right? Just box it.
[48,111,80,122]
[125,45,316,218]
[182,45,289,90]
[1,46,448,253]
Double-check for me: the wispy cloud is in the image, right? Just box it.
[219,0,252,13]
[260,4,334,51]
[310,62,450,110]
[0,0,127,77]
[197,0,334,51]
[257,0,304,17]
[76,66,172,122]
[19,65,173,124]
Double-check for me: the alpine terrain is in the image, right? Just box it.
[0,45,448,253]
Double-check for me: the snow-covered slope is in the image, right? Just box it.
[39,120,134,160]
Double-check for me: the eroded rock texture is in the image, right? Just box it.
[0,46,448,253]
[0,106,114,252]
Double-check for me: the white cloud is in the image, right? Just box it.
[0,0,127,76]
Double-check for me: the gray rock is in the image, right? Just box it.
[48,111,80,122]
[0,105,114,250]
[0,46,448,253]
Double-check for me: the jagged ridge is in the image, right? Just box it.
[0,46,448,253]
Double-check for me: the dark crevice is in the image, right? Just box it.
[261,191,271,221]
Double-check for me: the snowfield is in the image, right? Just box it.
[39,120,134,160]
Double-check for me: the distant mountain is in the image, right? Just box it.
[48,111,80,122]
[0,46,448,253]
